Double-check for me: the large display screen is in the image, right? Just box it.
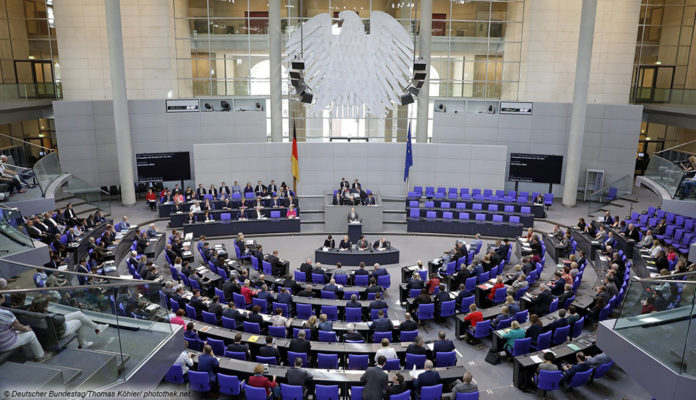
[509,153,563,184]
[136,152,191,182]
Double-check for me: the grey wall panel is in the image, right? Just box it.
[55,100,267,188]
[432,102,643,196]
[193,143,507,196]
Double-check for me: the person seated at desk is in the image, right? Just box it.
[254,196,264,210]
[332,190,343,206]
[365,192,376,206]
[318,313,333,331]
[373,237,391,250]
[347,207,361,223]
[376,338,398,361]
[182,186,193,202]
[145,188,157,211]
[339,235,352,251]
[575,217,587,231]
[254,181,266,196]
[323,235,335,249]
[426,273,440,294]
[433,331,455,353]
[286,204,297,219]
[248,205,263,220]
[311,262,329,284]
[369,292,387,309]
[488,276,505,301]
[370,310,393,332]
[407,272,425,290]
[356,235,370,250]
[346,294,362,309]
[533,194,544,205]
[286,357,313,397]
[501,320,525,352]
[289,329,311,353]
[545,309,569,334]
[243,182,254,195]
[184,322,201,341]
[258,335,281,364]
[189,201,201,214]
[550,271,566,296]
[410,288,432,318]
[324,278,340,294]
[297,284,314,297]
[561,352,592,384]
[387,373,408,397]
[160,189,173,204]
[398,312,418,333]
[195,184,206,200]
[268,195,282,208]
[299,258,313,278]
[491,306,512,329]
[414,360,441,392]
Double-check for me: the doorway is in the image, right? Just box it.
[633,65,675,103]
[635,139,665,176]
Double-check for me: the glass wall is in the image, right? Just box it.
[632,0,696,103]
[0,0,60,97]
[173,0,524,141]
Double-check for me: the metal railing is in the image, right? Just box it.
[58,175,111,217]
[0,82,62,101]
[631,87,696,106]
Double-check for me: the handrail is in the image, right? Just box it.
[0,281,152,295]
[0,132,54,152]
[1,259,139,282]
[655,139,696,156]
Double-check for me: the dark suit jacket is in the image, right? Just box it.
[371,318,393,332]
[399,319,418,332]
[339,240,351,250]
[286,367,313,387]
[406,343,427,355]
[414,370,441,391]
[258,345,280,361]
[289,338,311,354]
[433,339,455,353]
[208,302,223,318]
[359,366,388,400]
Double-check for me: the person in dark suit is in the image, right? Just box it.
[323,235,335,248]
[368,293,388,310]
[455,284,474,309]
[354,262,369,276]
[356,235,370,250]
[299,259,313,280]
[525,314,544,345]
[339,178,350,190]
[370,310,393,332]
[286,356,313,395]
[551,271,566,296]
[359,356,388,400]
[258,336,281,363]
[346,294,362,309]
[434,284,450,316]
[373,237,390,250]
[406,336,428,356]
[297,285,313,297]
[226,333,250,360]
[289,329,311,353]
[332,191,343,206]
[399,313,418,333]
[196,345,219,382]
[433,331,455,353]
[561,352,592,384]
[266,250,285,277]
[207,295,223,321]
[545,309,569,333]
[366,193,376,205]
[343,324,365,342]
[624,223,640,242]
[339,235,352,250]
[311,263,329,284]
[530,285,553,316]
[171,286,187,306]
[347,208,360,223]
[414,360,441,393]
[386,373,408,397]
[188,289,206,319]
[222,302,244,324]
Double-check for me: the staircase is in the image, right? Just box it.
[382,196,407,233]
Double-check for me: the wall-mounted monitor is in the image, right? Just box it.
[136,152,191,182]
[509,153,563,184]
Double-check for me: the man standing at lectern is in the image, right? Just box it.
[347,207,360,223]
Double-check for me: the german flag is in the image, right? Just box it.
[291,123,299,183]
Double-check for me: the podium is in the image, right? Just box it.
[348,222,362,243]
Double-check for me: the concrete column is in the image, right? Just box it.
[269,0,283,142]
[105,0,135,206]
[562,0,597,207]
[415,0,432,143]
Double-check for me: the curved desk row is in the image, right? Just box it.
[183,219,301,238]
[314,248,400,266]
[407,218,523,238]
[159,198,299,219]
[170,207,299,228]
[407,197,545,218]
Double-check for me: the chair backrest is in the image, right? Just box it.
[405,353,426,369]
[251,298,267,314]
[218,373,243,396]
[377,274,391,288]
[335,274,348,285]
[440,300,456,317]
[349,354,369,370]
[460,295,475,313]
[268,325,286,338]
[569,368,593,388]
[164,364,184,384]
[390,390,411,400]
[553,325,570,345]
[370,308,388,320]
[475,213,486,221]
[536,370,562,391]
[294,270,306,282]
[202,311,218,325]
[287,351,308,367]
[312,273,326,284]
[243,321,261,334]
[383,358,401,371]
[435,351,456,367]
[497,318,512,330]
[494,286,507,303]
[225,351,247,361]
[354,275,369,286]
[420,384,443,400]
[321,290,336,299]
[455,392,480,400]
[272,302,289,317]
[410,208,420,218]
[220,212,231,221]
[188,371,211,393]
[511,337,532,356]
[244,385,267,400]
[373,331,392,343]
[474,320,491,338]
[515,310,528,323]
[592,361,615,380]
[184,304,197,319]
[317,353,339,369]
[351,386,364,400]
[221,316,236,330]
[418,303,435,320]
[459,212,470,220]
[318,330,338,343]
[296,303,313,319]
[443,211,453,220]
[321,305,338,321]
[549,298,559,313]
[345,307,362,322]
[536,331,552,350]
[400,330,418,342]
[426,211,437,219]
[315,385,339,400]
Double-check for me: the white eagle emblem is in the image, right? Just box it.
[287,11,414,118]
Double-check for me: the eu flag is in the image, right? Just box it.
[404,122,413,182]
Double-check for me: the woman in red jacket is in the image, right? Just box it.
[488,276,505,301]
[464,303,483,327]
[247,363,279,398]
[145,188,157,211]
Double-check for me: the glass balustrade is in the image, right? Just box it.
[587,174,633,216]
[612,273,696,377]
[32,152,63,196]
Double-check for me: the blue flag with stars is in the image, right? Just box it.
[404,122,413,182]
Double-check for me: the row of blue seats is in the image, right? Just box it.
[408,186,553,204]
[408,200,535,214]
[409,209,524,224]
